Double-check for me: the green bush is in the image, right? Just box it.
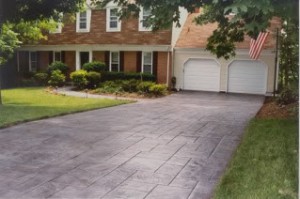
[137,81,155,94]
[86,71,101,89]
[276,88,298,105]
[102,72,156,82]
[48,61,69,75]
[121,79,139,93]
[70,70,88,89]
[82,61,106,72]
[48,70,66,87]
[149,84,168,96]
[34,72,48,86]
[98,81,123,93]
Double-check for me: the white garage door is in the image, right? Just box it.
[183,59,220,92]
[228,60,267,94]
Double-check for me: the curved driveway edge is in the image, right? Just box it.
[0,91,264,199]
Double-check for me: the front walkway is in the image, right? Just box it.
[0,91,264,199]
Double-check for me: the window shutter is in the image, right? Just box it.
[61,51,66,63]
[104,51,110,71]
[136,51,142,72]
[120,51,124,72]
[48,51,53,65]
[36,52,40,71]
[152,51,158,77]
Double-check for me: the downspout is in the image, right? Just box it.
[166,46,171,86]
[273,28,279,97]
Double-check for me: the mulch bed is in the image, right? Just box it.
[256,97,298,119]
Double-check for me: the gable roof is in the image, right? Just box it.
[175,13,281,49]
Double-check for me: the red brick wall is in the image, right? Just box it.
[65,51,76,73]
[41,10,172,45]
[124,51,137,72]
[157,52,169,84]
[93,51,105,62]
[38,51,49,71]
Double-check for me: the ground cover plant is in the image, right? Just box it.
[0,87,129,128]
[213,98,298,199]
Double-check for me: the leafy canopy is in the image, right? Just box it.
[96,0,298,59]
[0,0,85,64]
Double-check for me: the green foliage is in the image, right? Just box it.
[82,61,106,72]
[149,84,167,96]
[97,81,123,93]
[0,23,21,64]
[276,88,298,105]
[86,71,101,89]
[48,70,66,87]
[121,79,139,93]
[102,72,156,82]
[99,0,298,59]
[137,81,155,94]
[70,70,88,89]
[34,72,48,86]
[48,61,69,75]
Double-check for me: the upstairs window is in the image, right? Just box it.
[106,8,121,32]
[79,11,87,29]
[139,8,151,31]
[110,52,120,72]
[76,9,91,32]
[142,52,152,74]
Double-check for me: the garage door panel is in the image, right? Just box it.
[228,60,267,95]
[184,59,220,92]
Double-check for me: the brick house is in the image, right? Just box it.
[16,1,188,85]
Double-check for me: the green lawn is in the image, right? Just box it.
[0,87,129,128]
[213,119,298,199]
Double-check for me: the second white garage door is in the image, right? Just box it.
[228,60,267,94]
[183,59,220,92]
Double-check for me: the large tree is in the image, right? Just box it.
[0,0,85,104]
[97,0,298,59]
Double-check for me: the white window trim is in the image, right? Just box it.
[52,13,64,34]
[109,51,120,72]
[106,7,121,32]
[76,9,92,33]
[139,7,151,31]
[29,51,37,72]
[53,51,62,62]
[141,51,153,74]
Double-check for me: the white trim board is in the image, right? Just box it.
[19,44,172,52]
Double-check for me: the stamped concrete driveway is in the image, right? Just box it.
[0,91,264,199]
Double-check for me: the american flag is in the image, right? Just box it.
[249,32,270,60]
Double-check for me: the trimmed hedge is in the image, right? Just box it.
[102,72,156,82]
[48,61,69,75]
[82,61,106,72]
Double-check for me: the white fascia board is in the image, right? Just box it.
[174,47,275,55]
[171,7,188,47]
[18,44,172,52]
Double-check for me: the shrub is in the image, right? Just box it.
[121,79,139,93]
[102,72,156,82]
[48,70,66,87]
[83,61,106,72]
[34,72,48,86]
[48,61,69,75]
[86,71,101,89]
[137,81,155,94]
[70,70,88,89]
[276,88,298,105]
[149,84,168,96]
[98,81,123,93]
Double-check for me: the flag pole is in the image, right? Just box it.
[273,28,279,97]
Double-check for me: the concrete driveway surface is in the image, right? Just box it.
[0,91,264,199]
